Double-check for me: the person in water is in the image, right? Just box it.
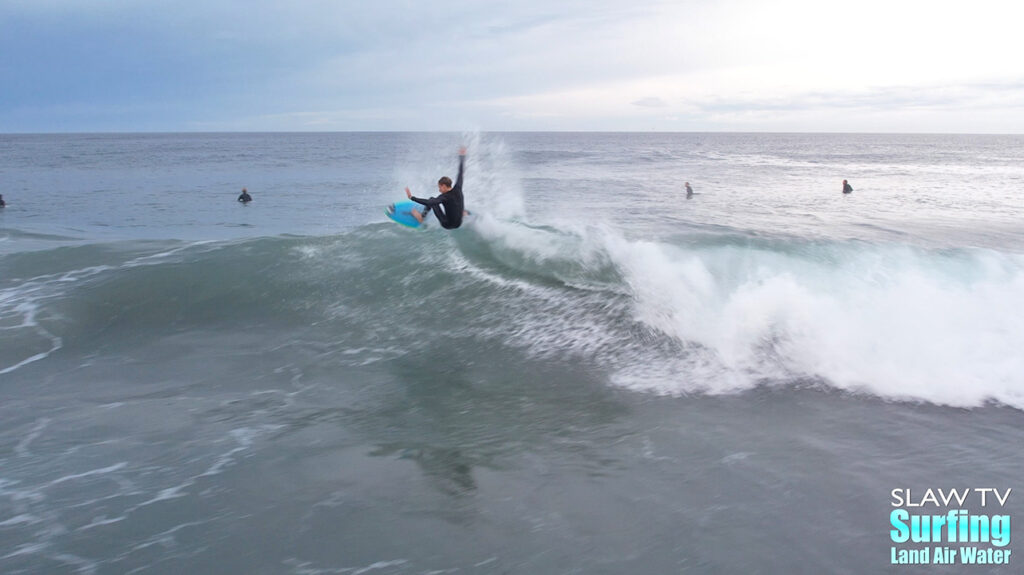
[238,188,252,203]
[842,180,853,194]
[0,194,6,207]
[406,147,467,229]
[685,182,693,199]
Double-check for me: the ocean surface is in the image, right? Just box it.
[1,132,1022,574]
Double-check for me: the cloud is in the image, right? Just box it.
[632,97,668,108]
[2,0,1024,132]
[695,80,1024,116]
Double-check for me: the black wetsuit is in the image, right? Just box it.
[238,192,252,203]
[843,183,853,194]
[411,155,465,229]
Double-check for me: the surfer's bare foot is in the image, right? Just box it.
[411,210,424,223]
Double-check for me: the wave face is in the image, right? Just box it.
[4,215,1022,409]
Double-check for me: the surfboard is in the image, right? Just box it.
[385,200,426,228]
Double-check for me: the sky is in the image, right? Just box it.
[2,0,1023,133]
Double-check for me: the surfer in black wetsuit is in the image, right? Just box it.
[842,180,853,194]
[0,194,6,208]
[407,147,467,229]
[238,188,252,203]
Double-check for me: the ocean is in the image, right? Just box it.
[1,132,1022,574]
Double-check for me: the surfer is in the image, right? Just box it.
[238,188,252,203]
[0,194,5,207]
[406,147,467,229]
[685,182,693,199]
[842,180,853,194]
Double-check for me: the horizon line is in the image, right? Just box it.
[3,130,1024,137]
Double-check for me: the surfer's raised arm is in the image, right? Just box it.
[453,147,466,193]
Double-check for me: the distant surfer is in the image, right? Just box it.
[0,194,5,208]
[842,180,853,194]
[685,182,693,199]
[238,188,252,203]
[406,147,467,229]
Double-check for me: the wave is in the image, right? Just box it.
[468,215,1024,406]
[2,213,1023,409]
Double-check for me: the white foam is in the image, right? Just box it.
[603,234,1024,408]
[47,462,128,487]
[465,197,1024,408]
[0,295,63,375]
[49,553,98,575]
[353,561,411,575]
[0,477,46,505]
[0,343,63,376]
[133,485,191,509]
[123,520,210,554]
[15,418,51,457]
[0,514,40,527]
[283,558,409,575]
[0,542,49,560]
[75,515,127,531]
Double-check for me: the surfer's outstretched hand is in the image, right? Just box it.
[405,186,412,199]
[459,146,467,156]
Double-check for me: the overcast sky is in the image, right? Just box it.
[2,0,1023,132]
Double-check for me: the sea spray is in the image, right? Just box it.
[464,208,1024,407]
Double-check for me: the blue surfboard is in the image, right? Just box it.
[385,200,425,229]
